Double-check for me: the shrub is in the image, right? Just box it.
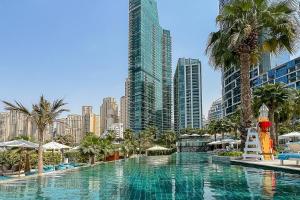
[218,151,243,157]
[65,151,88,163]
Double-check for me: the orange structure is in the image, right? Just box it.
[258,115,274,160]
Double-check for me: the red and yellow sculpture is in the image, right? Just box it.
[258,104,274,160]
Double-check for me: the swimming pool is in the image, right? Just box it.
[0,153,300,200]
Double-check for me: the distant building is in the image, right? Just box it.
[66,114,82,144]
[174,58,203,132]
[93,114,101,137]
[100,97,119,135]
[208,98,223,122]
[120,96,128,130]
[128,0,172,133]
[105,123,124,139]
[0,112,10,142]
[82,106,94,135]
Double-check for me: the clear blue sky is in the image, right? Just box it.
[0,0,221,117]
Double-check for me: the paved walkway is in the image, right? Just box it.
[231,159,300,173]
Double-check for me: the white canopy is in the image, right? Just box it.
[208,141,222,145]
[208,139,239,145]
[146,145,170,151]
[0,140,38,149]
[43,141,71,150]
[203,134,211,137]
[279,132,300,139]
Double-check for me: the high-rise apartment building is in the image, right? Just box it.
[219,0,290,116]
[208,98,223,122]
[66,114,82,144]
[120,79,130,129]
[128,0,172,133]
[100,97,119,135]
[82,106,94,135]
[173,58,203,132]
[93,114,101,136]
[120,96,128,129]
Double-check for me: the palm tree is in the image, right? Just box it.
[162,130,177,148]
[80,133,101,164]
[253,83,291,145]
[3,96,68,175]
[99,138,112,161]
[206,0,299,149]
[208,120,218,141]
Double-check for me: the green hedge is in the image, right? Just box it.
[0,151,62,168]
[65,151,88,163]
[218,151,243,157]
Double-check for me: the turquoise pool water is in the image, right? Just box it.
[1,153,300,200]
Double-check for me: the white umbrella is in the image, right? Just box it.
[43,142,71,150]
[208,141,222,145]
[146,145,170,151]
[279,132,300,139]
[0,140,38,149]
[203,134,210,137]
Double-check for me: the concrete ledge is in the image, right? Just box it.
[231,159,300,174]
[212,155,242,163]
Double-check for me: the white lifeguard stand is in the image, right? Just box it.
[243,128,264,160]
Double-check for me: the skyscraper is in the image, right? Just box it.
[66,114,82,144]
[120,78,130,129]
[100,97,119,135]
[82,106,94,135]
[208,98,223,122]
[128,0,172,133]
[173,58,203,132]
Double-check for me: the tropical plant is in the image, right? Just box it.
[161,130,177,148]
[54,134,75,146]
[79,133,101,164]
[253,83,291,145]
[206,0,299,149]
[3,96,68,175]
[99,138,113,161]
[122,129,137,157]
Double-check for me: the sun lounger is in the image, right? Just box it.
[278,153,300,165]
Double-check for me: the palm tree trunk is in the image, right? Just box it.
[214,133,217,142]
[37,130,44,176]
[239,52,253,150]
[222,132,225,149]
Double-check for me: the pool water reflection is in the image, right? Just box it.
[1,153,300,200]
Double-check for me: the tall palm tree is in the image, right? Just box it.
[3,96,68,175]
[206,0,299,149]
[253,83,291,145]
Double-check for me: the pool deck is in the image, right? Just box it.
[231,159,300,174]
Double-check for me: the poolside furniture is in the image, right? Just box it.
[278,142,300,165]
[278,153,300,165]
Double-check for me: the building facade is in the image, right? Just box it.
[120,96,128,130]
[173,58,203,132]
[251,56,300,90]
[66,114,82,144]
[100,97,119,135]
[208,98,223,122]
[82,106,94,135]
[128,0,172,133]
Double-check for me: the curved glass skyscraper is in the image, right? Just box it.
[128,0,172,133]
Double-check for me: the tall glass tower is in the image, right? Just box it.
[128,0,172,133]
[174,58,203,132]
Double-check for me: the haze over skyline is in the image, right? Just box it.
[2,0,293,118]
